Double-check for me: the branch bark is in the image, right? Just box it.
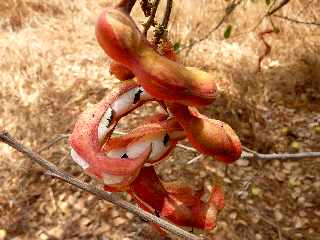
[154,0,173,44]
[273,14,320,26]
[143,0,161,36]
[36,132,320,163]
[267,0,291,16]
[241,151,320,161]
[162,0,173,29]
[0,130,201,240]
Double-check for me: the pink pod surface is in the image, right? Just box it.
[69,81,153,188]
[168,103,242,163]
[96,8,217,106]
[128,166,224,230]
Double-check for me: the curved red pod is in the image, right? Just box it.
[69,81,154,188]
[128,166,224,230]
[168,103,242,163]
[95,8,217,106]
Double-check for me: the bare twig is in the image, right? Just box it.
[154,0,173,44]
[273,14,320,26]
[140,0,152,17]
[241,151,320,161]
[177,142,320,161]
[162,0,173,29]
[238,161,268,198]
[38,134,69,153]
[250,0,291,32]
[230,0,291,39]
[143,0,161,36]
[182,0,242,53]
[34,131,320,162]
[267,0,291,16]
[176,143,198,152]
[187,154,204,165]
[0,130,201,240]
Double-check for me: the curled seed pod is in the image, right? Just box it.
[96,7,217,106]
[69,81,154,190]
[168,103,242,163]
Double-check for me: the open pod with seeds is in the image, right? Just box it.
[69,0,243,235]
[69,81,185,191]
[69,81,152,189]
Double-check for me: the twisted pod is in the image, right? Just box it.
[168,104,242,163]
[95,7,217,106]
[69,81,184,190]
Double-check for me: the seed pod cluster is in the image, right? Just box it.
[69,2,242,234]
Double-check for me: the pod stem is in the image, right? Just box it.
[117,0,137,14]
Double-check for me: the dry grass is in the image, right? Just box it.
[1,0,320,239]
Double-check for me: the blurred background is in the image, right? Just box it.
[0,0,319,239]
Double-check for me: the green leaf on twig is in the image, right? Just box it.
[224,25,232,39]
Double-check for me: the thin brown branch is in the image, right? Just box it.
[0,130,201,240]
[178,143,320,162]
[162,0,173,29]
[230,0,291,39]
[140,0,153,17]
[267,0,291,16]
[241,151,320,161]
[273,14,320,26]
[186,154,204,165]
[38,134,69,153]
[33,132,320,162]
[181,0,242,53]
[143,0,161,36]
[153,0,173,45]
[180,144,320,162]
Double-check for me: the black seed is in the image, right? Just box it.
[92,113,95,118]
[133,88,143,104]
[106,109,114,127]
[121,153,128,158]
[163,133,170,146]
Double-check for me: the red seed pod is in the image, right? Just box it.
[129,166,224,230]
[168,103,242,163]
[96,7,217,106]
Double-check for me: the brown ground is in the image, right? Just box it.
[0,0,320,239]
